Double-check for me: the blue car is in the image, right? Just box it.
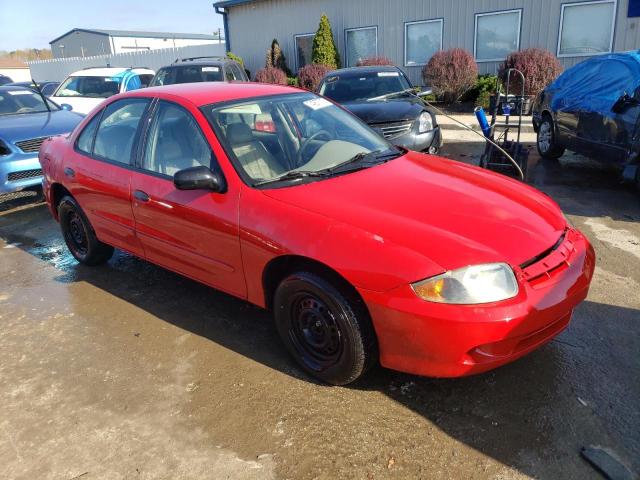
[0,86,83,195]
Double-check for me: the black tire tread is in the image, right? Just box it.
[537,116,565,160]
[274,271,377,385]
[58,195,114,266]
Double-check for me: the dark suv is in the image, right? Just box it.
[149,56,248,87]
[317,66,441,154]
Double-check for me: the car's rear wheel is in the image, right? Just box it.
[273,271,377,385]
[537,116,565,160]
[58,195,113,265]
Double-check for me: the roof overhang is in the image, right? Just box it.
[213,0,257,8]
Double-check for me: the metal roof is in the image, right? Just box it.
[50,28,218,45]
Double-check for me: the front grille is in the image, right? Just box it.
[7,169,43,182]
[15,136,49,153]
[376,122,413,139]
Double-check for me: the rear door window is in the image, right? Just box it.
[93,99,150,165]
[76,111,103,154]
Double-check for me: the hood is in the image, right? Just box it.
[343,96,425,125]
[263,152,566,271]
[0,110,84,143]
[49,96,106,115]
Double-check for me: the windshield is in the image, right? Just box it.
[55,75,123,98]
[149,65,224,87]
[319,71,412,102]
[202,92,399,187]
[0,89,59,115]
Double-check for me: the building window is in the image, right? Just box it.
[474,10,522,62]
[405,19,443,67]
[558,1,616,57]
[345,26,378,67]
[295,34,315,70]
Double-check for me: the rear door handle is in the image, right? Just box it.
[133,190,150,202]
[64,167,75,178]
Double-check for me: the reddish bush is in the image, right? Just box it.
[499,48,563,96]
[298,64,332,91]
[422,48,478,103]
[357,56,394,67]
[254,67,287,85]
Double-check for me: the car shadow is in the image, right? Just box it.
[1,204,638,478]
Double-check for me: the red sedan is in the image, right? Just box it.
[40,83,595,385]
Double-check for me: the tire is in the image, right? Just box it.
[537,116,565,160]
[58,195,114,266]
[273,271,377,385]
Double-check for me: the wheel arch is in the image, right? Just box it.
[262,254,368,315]
[50,183,73,220]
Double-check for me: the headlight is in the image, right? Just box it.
[411,263,519,304]
[417,112,434,133]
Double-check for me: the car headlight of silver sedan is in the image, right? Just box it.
[417,112,434,133]
[411,263,519,304]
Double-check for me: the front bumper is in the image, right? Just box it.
[0,154,43,194]
[359,228,595,378]
[393,126,443,153]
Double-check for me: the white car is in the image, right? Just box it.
[50,67,155,114]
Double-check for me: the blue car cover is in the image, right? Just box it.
[549,50,640,116]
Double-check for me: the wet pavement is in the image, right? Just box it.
[0,138,639,479]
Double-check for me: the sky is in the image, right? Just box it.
[0,0,225,51]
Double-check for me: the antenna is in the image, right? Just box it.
[30,77,51,113]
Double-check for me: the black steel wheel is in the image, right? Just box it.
[58,195,114,265]
[274,271,377,385]
[536,116,565,160]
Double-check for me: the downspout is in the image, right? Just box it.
[214,4,231,52]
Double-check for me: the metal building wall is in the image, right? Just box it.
[225,0,638,85]
[50,32,113,59]
[27,43,226,82]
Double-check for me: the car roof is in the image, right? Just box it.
[0,85,37,92]
[127,81,304,106]
[325,65,402,78]
[164,59,229,68]
[68,67,155,77]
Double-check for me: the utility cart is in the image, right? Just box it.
[479,68,529,180]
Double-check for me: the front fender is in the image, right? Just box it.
[240,187,444,307]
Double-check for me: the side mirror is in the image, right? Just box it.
[174,166,226,193]
[60,103,73,111]
[612,92,639,114]
[417,87,433,98]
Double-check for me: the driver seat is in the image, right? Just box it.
[227,123,285,179]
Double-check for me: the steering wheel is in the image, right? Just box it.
[16,107,36,113]
[297,130,332,166]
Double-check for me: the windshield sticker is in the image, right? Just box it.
[202,66,220,72]
[304,98,332,110]
[378,72,399,77]
[7,90,33,95]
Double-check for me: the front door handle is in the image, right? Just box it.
[64,167,75,178]
[133,190,150,202]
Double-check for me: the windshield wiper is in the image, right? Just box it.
[253,170,329,187]
[367,88,415,102]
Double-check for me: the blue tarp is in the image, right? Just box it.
[109,70,142,92]
[549,50,640,116]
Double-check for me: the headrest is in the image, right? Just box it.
[227,123,254,145]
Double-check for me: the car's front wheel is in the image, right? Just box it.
[273,271,377,385]
[58,195,114,265]
[537,116,565,160]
